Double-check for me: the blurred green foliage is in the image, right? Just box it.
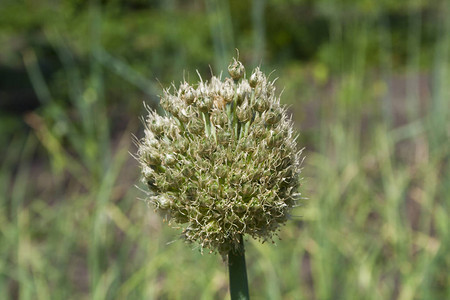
[1,0,449,299]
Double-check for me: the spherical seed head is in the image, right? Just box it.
[137,56,303,257]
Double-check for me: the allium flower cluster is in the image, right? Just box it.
[137,57,303,256]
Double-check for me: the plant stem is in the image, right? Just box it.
[228,235,250,300]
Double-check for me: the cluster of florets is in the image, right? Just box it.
[137,57,303,256]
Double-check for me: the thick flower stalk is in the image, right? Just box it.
[137,57,303,257]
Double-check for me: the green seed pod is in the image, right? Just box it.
[137,55,303,257]
[237,104,252,123]
[163,153,176,166]
[149,116,165,136]
[264,110,282,126]
[145,148,162,165]
[159,96,171,113]
[166,123,181,140]
[173,138,188,153]
[228,58,245,81]
[184,89,195,105]
[187,118,204,135]
[236,81,251,106]
[254,97,270,113]
[197,97,213,113]
[249,67,264,88]
[209,182,220,196]
[211,109,228,127]
[215,164,228,179]
[266,130,283,147]
[142,166,155,179]
[221,78,235,103]
[175,108,189,123]
[242,183,255,198]
[154,195,171,210]
[216,130,232,145]
[251,123,267,139]
[179,82,196,105]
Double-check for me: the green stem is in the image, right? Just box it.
[228,235,250,300]
[202,111,211,137]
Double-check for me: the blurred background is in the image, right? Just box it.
[1,0,449,299]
